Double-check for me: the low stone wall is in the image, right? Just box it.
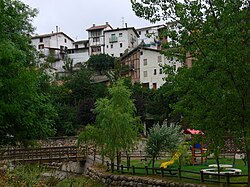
[85,167,207,187]
[37,136,77,147]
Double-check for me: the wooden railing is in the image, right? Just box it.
[0,146,85,163]
[106,162,248,186]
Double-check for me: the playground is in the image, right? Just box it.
[112,128,248,186]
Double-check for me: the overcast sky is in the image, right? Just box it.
[21,0,162,41]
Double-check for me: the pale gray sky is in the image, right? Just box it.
[21,0,161,40]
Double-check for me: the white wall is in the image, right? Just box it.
[139,49,181,89]
[104,28,138,57]
[137,26,163,50]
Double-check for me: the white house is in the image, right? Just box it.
[86,22,112,56]
[139,48,181,89]
[104,27,139,57]
[136,25,165,50]
[67,40,90,67]
[31,32,75,73]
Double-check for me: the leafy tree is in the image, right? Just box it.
[0,0,56,145]
[132,0,250,181]
[86,54,115,75]
[94,80,141,164]
[51,67,107,136]
[146,122,183,171]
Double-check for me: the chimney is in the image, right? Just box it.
[93,24,95,27]
[125,23,128,28]
[106,22,109,25]
[56,26,58,33]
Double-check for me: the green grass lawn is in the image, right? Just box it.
[118,157,248,186]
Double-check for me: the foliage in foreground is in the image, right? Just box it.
[78,79,141,164]
[146,122,184,169]
[0,164,104,187]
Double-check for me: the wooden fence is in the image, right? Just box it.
[0,146,85,163]
[106,162,248,186]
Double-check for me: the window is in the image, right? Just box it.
[39,38,43,43]
[64,39,67,43]
[143,59,147,66]
[120,43,123,48]
[146,30,149,34]
[111,44,113,48]
[140,51,143,55]
[159,69,163,74]
[93,37,100,42]
[143,71,148,77]
[154,69,157,75]
[158,56,162,62]
[138,31,141,35]
[38,44,44,49]
[106,45,109,48]
[75,44,78,49]
[120,53,123,57]
[143,83,149,88]
[119,33,123,37]
[153,83,157,89]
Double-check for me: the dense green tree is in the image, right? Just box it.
[146,122,184,171]
[86,54,115,75]
[94,80,141,164]
[51,67,107,135]
[0,0,56,145]
[132,0,250,181]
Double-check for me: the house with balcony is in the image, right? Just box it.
[104,27,139,57]
[86,22,112,56]
[31,32,75,74]
[67,40,90,68]
[121,46,181,89]
[136,25,166,50]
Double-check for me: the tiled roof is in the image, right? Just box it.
[86,24,112,31]
[31,32,74,42]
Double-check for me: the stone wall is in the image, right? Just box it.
[37,136,77,147]
[85,167,207,187]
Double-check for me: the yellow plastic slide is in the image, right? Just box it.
[160,152,181,168]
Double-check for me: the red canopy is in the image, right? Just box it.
[184,129,204,135]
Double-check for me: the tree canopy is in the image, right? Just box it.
[0,0,56,145]
[86,54,115,75]
[93,80,141,163]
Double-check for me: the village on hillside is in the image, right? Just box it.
[31,22,181,89]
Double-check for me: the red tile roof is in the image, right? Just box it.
[86,24,112,31]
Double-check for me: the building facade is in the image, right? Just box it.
[104,27,139,57]
[121,46,181,89]
[136,25,165,50]
[86,22,112,56]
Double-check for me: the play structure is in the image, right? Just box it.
[184,129,207,165]
[160,151,181,168]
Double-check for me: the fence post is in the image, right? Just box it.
[200,170,204,183]
[106,161,110,171]
[226,173,230,186]
[111,162,114,173]
[145,166,148,175]
[121,165,124,174]
[178,167,182,180]
[132,165,135,175]
[161,167,164,177]
[127,156,130,171]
